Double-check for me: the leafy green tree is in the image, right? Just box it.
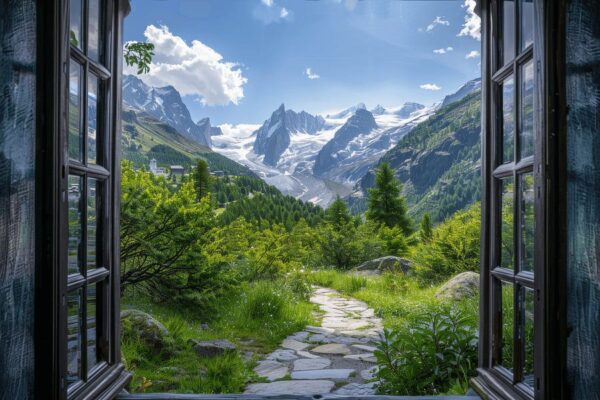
[326,196,352,229]
[124,42,155,74]
[193,159,212,200]
[366,162,412,234]
[420,213,433,242]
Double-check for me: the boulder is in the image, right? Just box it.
[120,309,170,352]
[189,339,236,358]
[435,271,480,300]
[356,256,412,274]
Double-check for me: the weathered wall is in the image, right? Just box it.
[0,0,37,399]
[566,0,600,398]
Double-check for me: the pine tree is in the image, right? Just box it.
[193,159,211,200]
[366,162,412,234]
[326,196,352,229]
[420,213,433,242]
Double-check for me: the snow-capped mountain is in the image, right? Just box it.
[441,78,482,107]
[326,103,366,119]
[253,104,326,166]
[197,117,223,138]
[122,75,212,147]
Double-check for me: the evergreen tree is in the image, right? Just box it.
[366,162,412,234]
[326,196,352,229]
[420,213,433,242]
[193,159,211,200]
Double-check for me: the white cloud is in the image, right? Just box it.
[261,0,274,6]
[124,25,247,106]
[433,46,454,54]
[420,83,442,91]
[305,67,320,80]
[280,7,289,18]
[254,0,292,24]
[466,50,480,59]
[458,0,481,40]
[426,16,450,32]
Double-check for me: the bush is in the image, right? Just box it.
[375,304,478,395]
[413,203,481,284]
[244,282,287,320]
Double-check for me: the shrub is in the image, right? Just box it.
[243,282,287,320]
[413,203,481,284]
[375,304,478,395]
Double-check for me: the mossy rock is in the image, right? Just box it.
[121,309,172,353]
[435,271,480,300]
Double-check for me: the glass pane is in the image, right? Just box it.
[68,175,83,275]
[520,0,534,50]
[521,287,535,386]
[87,179,98,270]
[502,0,516,64]
[87,284,99,372]
[500,177,515,269]
[69,0,82,49]
[500,281,515,371]
[69,60,82,161]
[520,60,534,159]
[88,75,98,164]
[501,77,515,163]
[67,289,83,385]
[520,173,534,272]
[88,0,101,61]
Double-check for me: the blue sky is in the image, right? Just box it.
[125,0,480,125]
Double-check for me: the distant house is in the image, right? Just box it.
[210,170,225,177]
[170,165,185,180]
[149,158,166,176]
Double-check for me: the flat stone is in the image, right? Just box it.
[352,344,378,352]
[334,382,376,395]
[307,333,328,343]
[245,380,335,395]
[287,331,310,341]
[282,338,309,351]
[189,339,236,358]
[291,369,355,380]
[267,349,298,362]
[311,343,351,355]
[254,360,288,381]
[293,358,332,371]
[360,366,379,380]
[296,350,321,359]
[305,326,335,334]
[344,353,377,362]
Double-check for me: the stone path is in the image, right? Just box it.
[244,286,382,396]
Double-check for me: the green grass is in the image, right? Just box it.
[121,279,316,394]
[308,269,478,331]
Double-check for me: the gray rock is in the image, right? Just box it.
[293,358,332,371]
[291,369,355,380]
[435,271,480,300]
[245,380,335,395]
[334,382,376,395]
[189,339,236,358]
[356,256,412,274]
[344,353,377,363]
[296,350,321,359]
[360,366,378,380]
[120,309,170,351]
[311,343,351,355]
[254,360,288,381]
[267,349,298,362]
[282,338,309,351]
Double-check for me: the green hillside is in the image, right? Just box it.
[353,92,481,222]
[121,108,255,176]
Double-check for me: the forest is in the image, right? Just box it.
[120,159,486,395]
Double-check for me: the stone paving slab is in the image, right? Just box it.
[291,368,355,380]
[311,343,352,355]
[244,380,335,395]
[254,360,288,381]
[293,358,332,371]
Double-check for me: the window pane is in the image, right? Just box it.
[502,0,515,64]
[501,77,515,164]
[68,175,83,275]
[88,75,98,164]
[520,173,534,272]
[500,177,515,269]
[520,61,534,159]
[87,179,98,270]
[88,0,101,61]
[69,60,82,162]
[69,0,82,49]
[500,281,515,371]
[520,0,534,50]
[87,284,99,373]
[67,289,83,385]
[521,287,535,387]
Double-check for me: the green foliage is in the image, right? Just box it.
[375,305,478,395]
[420,213,433,242]
[367,163,412,234]
[413,203,481,283]
[193,159,212,200]
[147,144,192,167]
[326,196,352,228]
[124,41,155,75]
